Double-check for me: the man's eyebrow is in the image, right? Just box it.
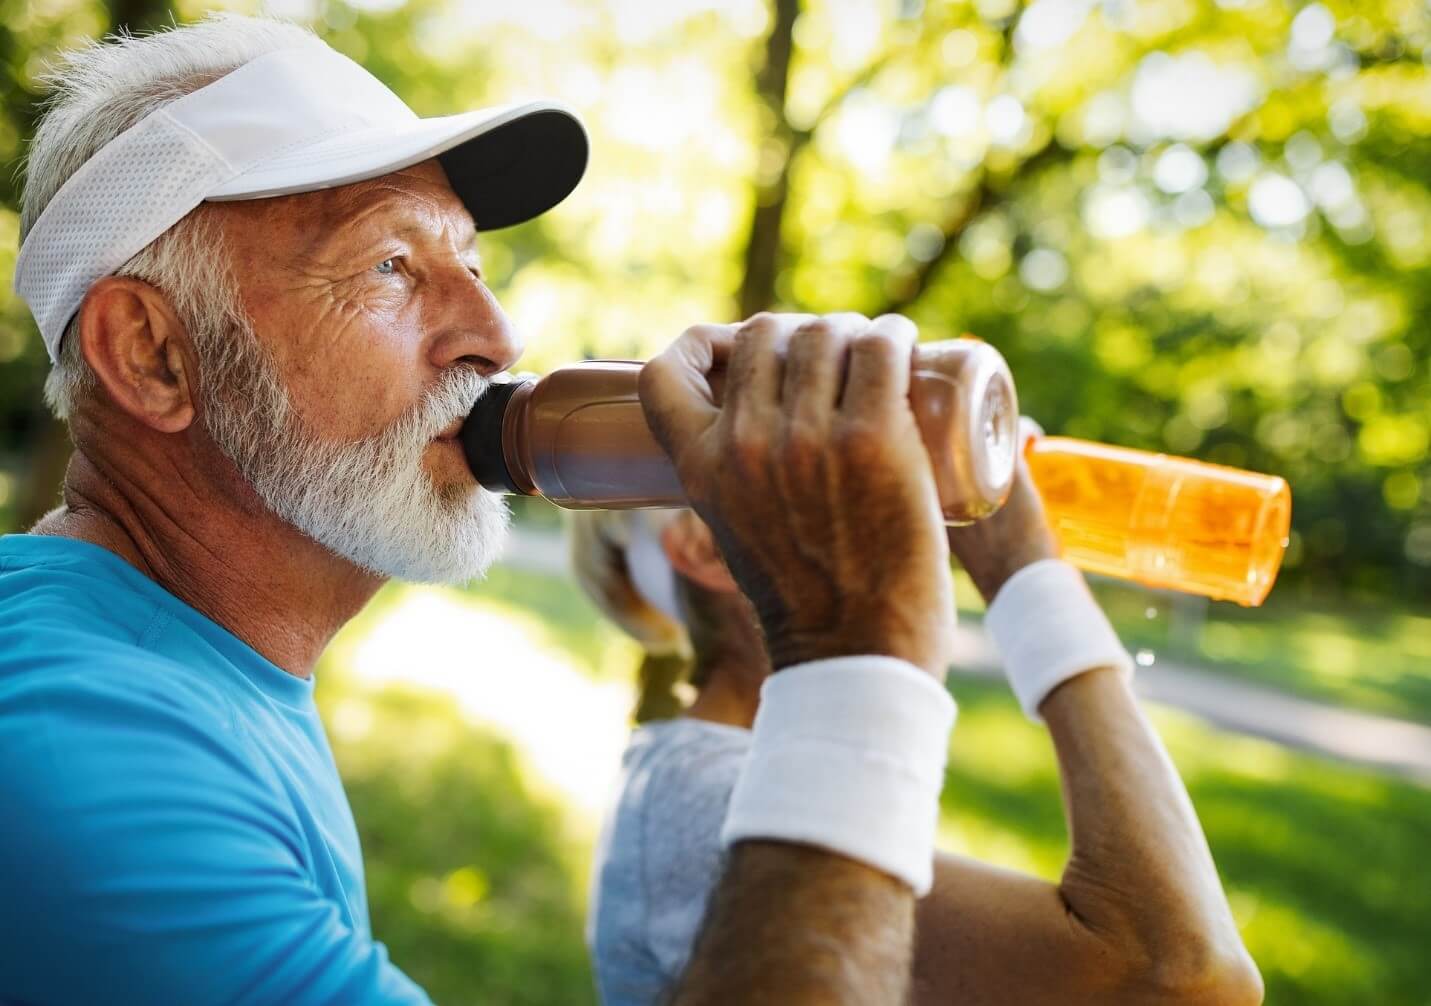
[308,188,479,257]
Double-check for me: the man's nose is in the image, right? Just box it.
[428,268,524,376]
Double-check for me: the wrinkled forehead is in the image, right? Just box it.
[211,158,478,263]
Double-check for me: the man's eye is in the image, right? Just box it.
[374,258,398,276]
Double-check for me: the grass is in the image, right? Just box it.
[317,569,1431,1005]
[326,686,596,1006]
[1087,578,1431,725]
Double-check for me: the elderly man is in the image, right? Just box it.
[3,14,975,1005]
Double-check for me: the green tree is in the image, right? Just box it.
[1,0,1427,600]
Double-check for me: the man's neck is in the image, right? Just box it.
[34,448,382,678]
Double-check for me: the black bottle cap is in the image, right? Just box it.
[461,379,532,494]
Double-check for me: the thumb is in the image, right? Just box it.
[639,323,737,461]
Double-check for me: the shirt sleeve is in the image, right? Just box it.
[638,733,749,981]
[0,665,433,1006]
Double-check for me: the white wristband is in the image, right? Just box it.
[984,559,1134,721]
[719,656,955,896]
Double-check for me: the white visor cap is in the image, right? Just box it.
[14,41,588,362]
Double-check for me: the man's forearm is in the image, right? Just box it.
[671,842,915,1005]
[1043,668,1262,1000]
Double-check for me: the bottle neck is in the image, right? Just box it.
[460,378,535,494]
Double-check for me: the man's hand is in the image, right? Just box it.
[946,420,1060,604]
[639,312,954,677]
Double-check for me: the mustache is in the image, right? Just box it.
[391,366,492,444]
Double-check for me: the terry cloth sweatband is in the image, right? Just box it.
[720,656,956,896]
[984,558,1134,721]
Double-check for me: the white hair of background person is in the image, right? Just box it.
[18,15,511,585]
[567,508,688,655]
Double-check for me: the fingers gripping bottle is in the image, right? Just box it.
[462,338,1021,525]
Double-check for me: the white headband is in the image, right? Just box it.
[625,509,686,627]
[15,40,587,361]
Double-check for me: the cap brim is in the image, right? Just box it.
[206,101,588,231]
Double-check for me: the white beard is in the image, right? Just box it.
[199,325,509,585]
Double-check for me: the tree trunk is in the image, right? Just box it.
[736,0,800,318]
[104,0,173,35]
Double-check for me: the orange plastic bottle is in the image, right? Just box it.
[1025,437,1292,606]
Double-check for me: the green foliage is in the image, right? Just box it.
[1,0,1428,601]
[317,678,597,1005]
[3,6,1427,1001]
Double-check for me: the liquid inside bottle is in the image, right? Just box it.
[1025,437,1292,606]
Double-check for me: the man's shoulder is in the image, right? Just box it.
[0,642,286,880]
[0,622,248,808]
[0,649,248,819]
[0,538,169,661]
[0,543,233,718]
[0,611,231,726]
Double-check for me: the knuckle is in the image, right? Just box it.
[836,416,885,461]
[728,415,773,469]
[824,311,871,332]
[780,420,823,466]
[738,312,778,337]
[853,328,899,357]
[788,318,841,359]
[793,317,836,340]
[733,325,770,358]
[872,312,918,339]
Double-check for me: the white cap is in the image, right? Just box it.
[14,40,588,362]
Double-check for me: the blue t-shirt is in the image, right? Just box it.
[0,534,430,1005]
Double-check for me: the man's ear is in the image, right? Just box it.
[660,511,739,595]
[75,276,196,433]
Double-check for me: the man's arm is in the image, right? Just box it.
[910,671,1262,1005]
[676,843,914,1005]
[907,459,1263,1005]
[640,312,957,1005]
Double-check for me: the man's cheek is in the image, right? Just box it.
[275,285,426,437]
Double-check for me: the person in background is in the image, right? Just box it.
[573,443,1264,1006]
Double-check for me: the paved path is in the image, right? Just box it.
[943,620,1431,786]
[498,526,1431,787]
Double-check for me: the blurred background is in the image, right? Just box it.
[2,0,1429,1001]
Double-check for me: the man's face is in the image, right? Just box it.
[199,159,519,583]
